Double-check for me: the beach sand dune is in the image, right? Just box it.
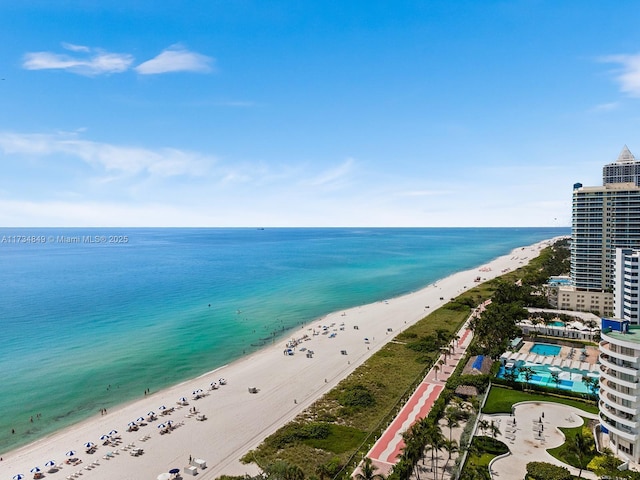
[2,239,557,480]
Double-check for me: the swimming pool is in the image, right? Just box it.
[530,343,561,356]
[497,362,596,395]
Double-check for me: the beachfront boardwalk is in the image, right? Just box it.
[366,321,476,476]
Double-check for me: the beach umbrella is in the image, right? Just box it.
[169,468,180,474]
[65,450,76,457]
[84,441,95,449]
[100,434,111,441]
[128,421,137,426]
[136,416,146,423]
[30,467,41,473]
[179,396,187,402]
[157,423,166,429]
[166,420,173,425]
[158,405,167,410]
[44,461,55,468]
[12,474,24,480]
[109,429,118,435]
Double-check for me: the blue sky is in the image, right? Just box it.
[2,1,640,227]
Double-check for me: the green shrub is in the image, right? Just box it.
[526,461,571,480]
[339,385,375,408]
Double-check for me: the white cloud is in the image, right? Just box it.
[307,158,356,188]
[591,101,620,112]
[23,45,134,76]
[0,132,211,178]
[61,42,91,53]
[600,53,640,97]
[135,45,214,74]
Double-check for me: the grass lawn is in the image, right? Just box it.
[547,422,597,471]
[482,385,598,415]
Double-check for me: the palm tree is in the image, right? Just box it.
[567,431,589,478]
[444,408,460,441]
[477,419,490,436]
[354,457,384,480]
[520,366,535,391]
[440,439,458,480]
[425,422,445,480]
[488,420,501,439]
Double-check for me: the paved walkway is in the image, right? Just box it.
[484,401,599,479]
[365,309,480,476]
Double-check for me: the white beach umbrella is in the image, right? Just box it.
[157,423,166,429]
[108,429,118,435]
[158,405,167,411]
[65,450,76,457]
[30,467,41,473]
[136,416,146,423]
[100,434,111,441]
[44,461,55,467]
[84,441,95,448]
[179,396,187,402]
[13,474,24,480]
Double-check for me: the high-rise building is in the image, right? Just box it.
[555,147,640,316]
[571,181,640,292]
[604,145,640,186]
[614,249,640,325]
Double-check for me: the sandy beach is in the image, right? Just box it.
[2,238,559,480]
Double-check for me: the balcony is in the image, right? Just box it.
[603,393,638,415]
[600,380,638,403]
[599,354,639,376]
[599,400,639,429]
[600,340,640,363]
[600,366,639,390]
[600,413,639,442]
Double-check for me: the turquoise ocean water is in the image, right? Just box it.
[0,227,568,453]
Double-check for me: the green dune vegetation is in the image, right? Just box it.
[216,239,587,480]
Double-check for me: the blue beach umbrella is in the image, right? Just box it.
[84,441,95,448]
[100,434,111,441]
[65,450,76,457]
[44,461,55,467]
[30,467,41,473]
[157,423,166,429]
[136,416,146,423]
[13,474,24,480]
[128,421,136,427]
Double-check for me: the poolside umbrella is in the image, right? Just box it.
[30,467,41,473]
[12,475,24,480]
[65,450,76,457]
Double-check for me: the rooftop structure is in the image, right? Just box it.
[604,145,640,186]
